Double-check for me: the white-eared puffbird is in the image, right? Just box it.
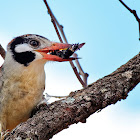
[0,34,84,136]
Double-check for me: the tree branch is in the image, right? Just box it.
[43,0,88,88]
[5,52,140,140]
[119,0,140,40]
[0,44,6,59]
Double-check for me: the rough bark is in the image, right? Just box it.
[5,53,140,140]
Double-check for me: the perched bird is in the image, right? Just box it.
[0,34,84,137]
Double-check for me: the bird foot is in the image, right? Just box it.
[44,93,67,101]
[30,93,67,117]
[40,93,67,105]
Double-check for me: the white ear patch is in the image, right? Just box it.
[34,51,43,60]
[15,44,32,53]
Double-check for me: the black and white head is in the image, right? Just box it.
[5,34,74,67]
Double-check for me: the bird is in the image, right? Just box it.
[0,34,84,138]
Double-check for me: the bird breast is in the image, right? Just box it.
[0,59,46,130]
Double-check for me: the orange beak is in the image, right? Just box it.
[36,42,85,62]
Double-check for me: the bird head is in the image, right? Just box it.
[6,34,82,67]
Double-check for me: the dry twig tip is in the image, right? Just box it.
[119,0,140,40]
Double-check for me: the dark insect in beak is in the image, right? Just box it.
[50,44,80,59]
[36,42,85,62]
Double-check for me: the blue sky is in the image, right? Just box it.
[0,0,140,139]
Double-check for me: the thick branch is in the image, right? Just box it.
[5,53,140,140]
[119,0,140,40]
[0,44,6,59]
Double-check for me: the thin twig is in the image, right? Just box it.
[43,0,88,88]
[119,0,132,12]
[119,0,140,40]
[43,0,63,43]
[73,53,88,86]
[0,44,6,59]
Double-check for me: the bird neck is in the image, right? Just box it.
[3,51,46,80]
[2,53,46,95]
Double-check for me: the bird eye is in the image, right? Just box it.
[30,40,39,48]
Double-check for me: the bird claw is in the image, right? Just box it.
[30,93,67,117]
[44,93,67,99]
